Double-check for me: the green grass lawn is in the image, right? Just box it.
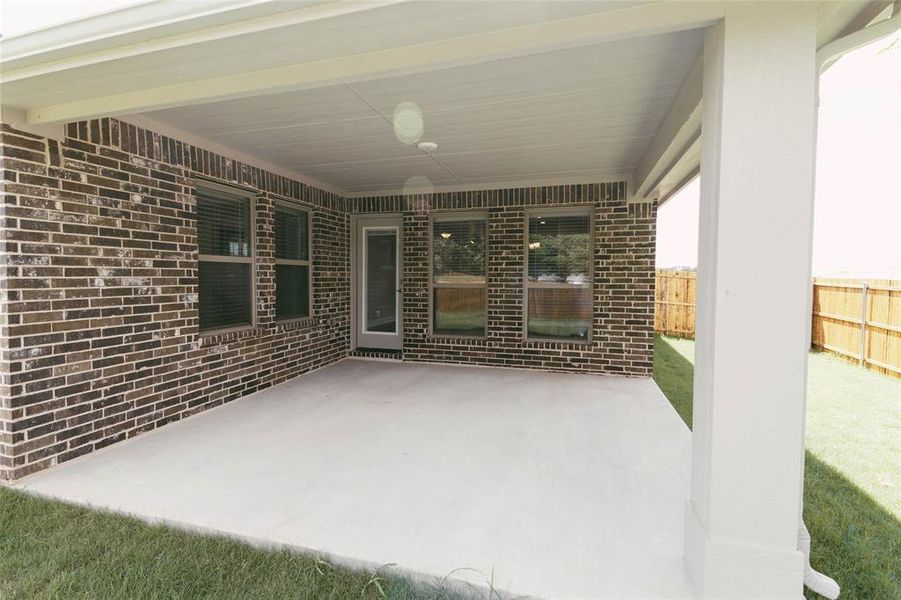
[0,487,478,600]
[653,335,901,599]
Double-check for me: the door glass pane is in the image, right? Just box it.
[365,230,397,333]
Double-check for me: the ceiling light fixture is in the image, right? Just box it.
[417,141,438,151]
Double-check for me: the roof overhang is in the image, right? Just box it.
[635,0,897,206]
[0,0,893,197]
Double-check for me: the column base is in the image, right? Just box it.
[684,501,805,599]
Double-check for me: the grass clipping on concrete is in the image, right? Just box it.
[0,486,482,600]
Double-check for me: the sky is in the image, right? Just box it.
[657,31,900,276]
[1,2,898,277]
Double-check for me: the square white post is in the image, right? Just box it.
[684,3,818,598]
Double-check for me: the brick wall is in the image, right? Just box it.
[347,186,657,374]
[0,119,350,481]
[0,117,655,481]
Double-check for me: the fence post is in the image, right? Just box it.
[859,283,869,366]
[662,273,669,336]
[810,279,816,350]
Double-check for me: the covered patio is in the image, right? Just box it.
[2,1,896,598]
[14,359,693,599]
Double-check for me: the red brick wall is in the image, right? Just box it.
[0,120,350,480]
[0,118,655,481]
[348,186,657,374]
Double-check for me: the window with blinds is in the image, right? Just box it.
[431,214,487,336]
[526,210,592,341]
[197,185,254,332]
[275,203,312,321]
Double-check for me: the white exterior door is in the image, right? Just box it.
[355,216,403,350]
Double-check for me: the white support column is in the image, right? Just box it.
[684,3,818,598]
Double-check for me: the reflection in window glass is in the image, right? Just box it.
[433,288,486,336]
[432,216,487,336]
[527,214,590,283]
[366,230,397,333]
[433,219,486,284]
[526,212,592,340]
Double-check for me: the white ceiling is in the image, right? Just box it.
[0,0,880,198]
[144,30,702,195]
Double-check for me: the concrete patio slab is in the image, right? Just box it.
[13,359,694,599]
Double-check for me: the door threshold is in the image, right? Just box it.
[349,348,404,361]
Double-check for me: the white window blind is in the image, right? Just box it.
[197,186,254,332]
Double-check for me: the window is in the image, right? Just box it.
[197,185,254,332]
[525,209,592,341]
[431,213,487,336]
[274,202,312,321]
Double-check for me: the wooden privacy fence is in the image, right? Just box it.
[655,270,696,338]
[654,270,901,378]
[811,278,900,377]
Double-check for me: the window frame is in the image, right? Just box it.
[196,179,257,336]
[523,205,595,343]
[428,210,489,339]
[273,199,314,323]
